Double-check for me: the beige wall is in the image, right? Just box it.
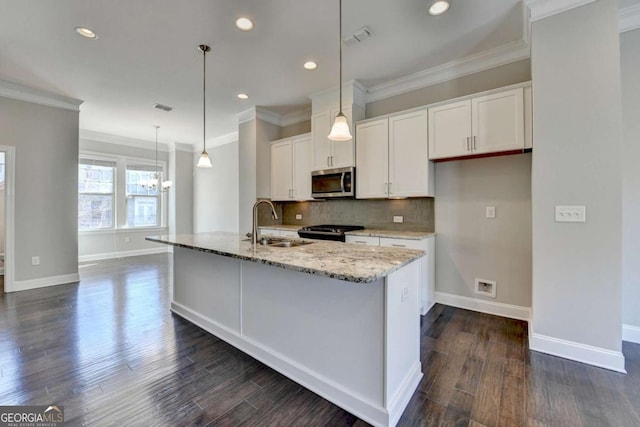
[435,154,532,307]
[621,28,640,329]
[282,120,311,138]
[0,96,79,282]
[361,59,533,308]
[256,119,281,199]
[530,0,622,352]
[238,120,257,235]
[366,59,531,118]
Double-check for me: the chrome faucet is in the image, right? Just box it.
[252,200,279,245]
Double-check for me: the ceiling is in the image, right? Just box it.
[0,0,526,146]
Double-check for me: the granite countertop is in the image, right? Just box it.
[146,232,424,284]
[345,229,436,240]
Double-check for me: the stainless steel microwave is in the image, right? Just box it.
[311,167,355,199]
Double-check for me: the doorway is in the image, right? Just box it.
[0,146,15,293]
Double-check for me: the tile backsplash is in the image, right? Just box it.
[258,198,434,231]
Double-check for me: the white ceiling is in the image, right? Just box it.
[0,0,526,146]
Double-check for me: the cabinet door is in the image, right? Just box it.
[355,118,389,199]
[471,87,524,154]
[270,140,293,201]
[389,110,432,197]
[428,100,472,160]
[345,235,380,246]
[312,112,332,170]
[329,108,355,168]
[292,135,313,200]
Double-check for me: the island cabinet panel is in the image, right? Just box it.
[173,247,241,333]
[242,262,385,407]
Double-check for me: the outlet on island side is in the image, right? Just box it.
[31,256,40,266]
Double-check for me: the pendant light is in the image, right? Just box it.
[196,44,213,168]
[142,126,172,192]
[328,0,352,142]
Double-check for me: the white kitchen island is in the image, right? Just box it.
[146,232,425,427]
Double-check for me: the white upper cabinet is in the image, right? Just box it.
[389,110,432,197]
[312,107,359,170]
[270,133,313,201]
[428,86,527,160]
[356,118,389,198]
[356,110,433,199]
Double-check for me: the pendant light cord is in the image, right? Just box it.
[339,0,343,114]
[202,47,207,153]
[155,126,159,175]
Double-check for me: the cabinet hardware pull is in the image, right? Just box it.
[355,241,366,244]
[392,244,406,247]
[466,137,470,151]
[327,156,330,167]
[473,136,477,150]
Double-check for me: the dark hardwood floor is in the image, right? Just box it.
[1,254,639,426]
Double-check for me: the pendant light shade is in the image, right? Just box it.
[328,112,351,141]
[328,0,352,142]
[197,44,213,168]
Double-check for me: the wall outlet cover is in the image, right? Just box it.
[31,256,40,266]
[555,205,586,223]
[486,206,496,218]
[393,216,404,223]
[474,278,496,298]
[295,214,302,220]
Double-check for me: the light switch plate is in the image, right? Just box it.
[555,205,586,223]
[393,216,404,223]
[486,206,496,218]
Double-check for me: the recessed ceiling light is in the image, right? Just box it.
[428,1,449,16]
[237,93,249,100]
[303,61,318,70]
[74,26,98,39]
[235,17,254,31]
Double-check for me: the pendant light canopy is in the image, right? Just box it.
[142,126,172,192]
[328,0,352,142]
[197,44,213,168]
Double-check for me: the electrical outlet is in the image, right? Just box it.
[486,206,496,218]
[555,205,586,223]
[31,256,40,266]
[295,214,302,220]
[124,236,131,243]
[474,278,496,298]
[393,216,404,223]
[401,286,409,302]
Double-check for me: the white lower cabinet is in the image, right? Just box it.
[347,234,436,314]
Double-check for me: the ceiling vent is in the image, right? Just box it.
[153,103,173,112]
[343,26,373,46]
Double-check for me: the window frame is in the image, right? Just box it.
[125,160,164,228]
[78,151,168,233]
[78,154,117,231]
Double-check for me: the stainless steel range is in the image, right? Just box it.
[298,224,365,242]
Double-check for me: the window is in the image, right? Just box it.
[78,159,116,230]
[126,165,161,227]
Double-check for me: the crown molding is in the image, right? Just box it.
[194,131,239,151]
[0,79,83,112]
[79,129,170,152]
[255,107,282,127]
[524,0,596,22]
[168,142,194,153]
[237,107,256,124]
[620,4,640,33]
[366,40,530,103]
[280,108,312,127]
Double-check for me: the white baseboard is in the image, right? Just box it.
[78,247,170,263]
[623,324,640,344]
[434,291,531,321]
[421,300,436,316]
[12,273,80,292]
[171,301,404,427]
[530,333,626,373]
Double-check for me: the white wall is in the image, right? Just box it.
[530,0,623,367]
[0,96,79,283]
[621,28,640,331]
[193,141,239,233]
[435,154,532,308]
[256,118,281,199]
[238,120,256,235]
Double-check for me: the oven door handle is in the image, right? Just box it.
[341,172,347,193]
